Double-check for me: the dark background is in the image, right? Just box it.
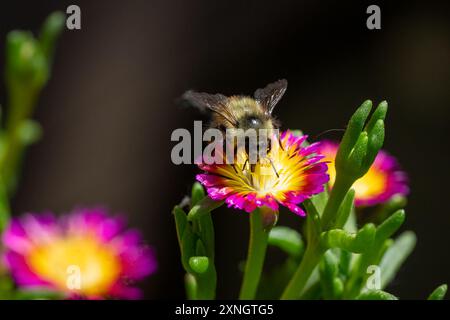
[0,0,449,299]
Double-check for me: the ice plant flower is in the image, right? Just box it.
[319,140,409,207]
[196,131,329,216]
[1,208,157,299]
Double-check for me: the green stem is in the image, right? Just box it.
[193,211,217,300]
[280,243,322,299]
[195,267,217,299]
[239,209,269,299]
[281,175,353,299]
[0,178,10,234]
[0,86,38,193]
[321,175,352,230]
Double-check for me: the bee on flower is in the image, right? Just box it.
[196,131,330,217]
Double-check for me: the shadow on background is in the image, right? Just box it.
[0,0,449,298]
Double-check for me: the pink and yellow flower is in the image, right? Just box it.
[196,131,329,216]
[1,208,157,299]
[319,140,409,207]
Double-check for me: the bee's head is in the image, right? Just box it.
[227,97,275,131]
[244,116,263,129]
[240,114,273,131]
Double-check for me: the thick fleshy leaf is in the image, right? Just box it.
[184,273,197,300]
[39,11,65,63]
[195,239,207,256]
[428,284,447,300]
[191,182,206,207]
[338,249,353,277]
[321,223,376,253]
[379,231,417,289]
[347,132,368,176]
[363,119,385,172]
[268,226,304,258]
[310,189,329,215]
[364,101,388,133]
[13,289,63,300]
[356,290,398,300]
[375,210,405,243]
[335,189,355,229]
[336,100,372,168]
[18,120,42,146]
[173,206,187,247]
[303,199,322,243]
[180,224,196,274]
[187,197,223,221]
[189,256,210,274]
[0,181,10,233]
[319,251,343,299]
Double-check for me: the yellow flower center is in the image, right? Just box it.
[215,141,307,201]
[27,236,121,296]
[352,167,387,199]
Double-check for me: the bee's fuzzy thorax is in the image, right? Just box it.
[211,96,274,130]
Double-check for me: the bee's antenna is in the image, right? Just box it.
[314,128,345,140]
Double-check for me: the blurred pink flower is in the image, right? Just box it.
[2,208,157,299]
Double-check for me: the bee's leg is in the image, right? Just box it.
[249,163,255,186]
[242,158,248,172]
[268,157,280,178]
[277,134,285,151]
[228,139,239,174]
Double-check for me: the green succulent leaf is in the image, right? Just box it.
[375,210,406,243]
[18,120,42,145]
[0,181,10,233]
[180,223,196,273]
[321,223,376,253]
[335,100,372,168]
[300,281,322,300]
[346,132,368,176]
[195,239,207,256]
[428,284,448,300]
[344,208,357,233]
[184,273,197,300]
[39,11,65,63]
[303,199,322,243]
[189,256,210,274]
[12,288,63,300]
[268,226,304,258]
[191,182,205,207]
[363,119,385,172]
[334,100,387,184]
[310,188,329,215]
[196,213,215,259]
[338,249,353,277]
[187,197,223,221]
[379,231,417,289]
[319,251,343,299]
[364,101,388,133]
[173,205,188,245]
[335,189,355,229]
[356,290,398,300]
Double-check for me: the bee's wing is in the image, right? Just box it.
[182,91,227,112]
[254,79,288,115]
[182,91,238,126]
